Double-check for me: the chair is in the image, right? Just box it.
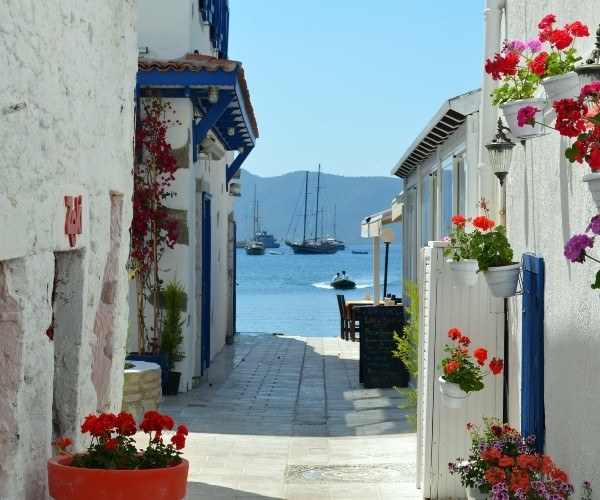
[336,294,360,341]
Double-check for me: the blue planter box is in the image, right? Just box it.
[126,353,170,388]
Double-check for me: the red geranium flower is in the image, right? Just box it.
[498,456,515,468]
[445,360,459,374]
[104,438,118,451]
[491,425,504,437]
[459,336,471,346]
[171,433,186,450]
[528,52,549,76]
[510,468,531,492]
[482,449,502,461]
[451,214,467,228]
[473,348,488,366]
[485,466,506,485]
[538,14,556,30]
[472,216,495,231]
[52,438,72,450]
[550,29,573,50]
[489,357,504,375]
[448,328,462,341]
[177,425,189,436]
[566,21,589,38]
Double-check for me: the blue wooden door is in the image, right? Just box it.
[521,254,544,453]
[201,193,212,375]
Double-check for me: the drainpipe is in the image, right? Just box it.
[478,0,506,221]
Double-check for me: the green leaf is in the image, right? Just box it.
[591,271,600,290]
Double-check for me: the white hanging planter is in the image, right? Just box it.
[582,172,600,212]
[466,485,489,500]
[500,97,547,140]
[484,263,520,298]
[541,72,581,107]
[448,259,479,287]
[438,376,469,409]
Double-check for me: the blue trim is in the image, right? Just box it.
[192,93,235,163]
[137,68,237,87]
[521,253,545,453]
[201,0,229,59]
[234,79,256,145]
[233,220,236,335]
[226,146,253,185]
[201,193,212,375]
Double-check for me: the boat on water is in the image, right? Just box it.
[352,250,368,255]
[256,230,280,248]
[331,273,356,289]
[236,241,247,249]
[268,251,284,255]
[245,185,265,255]
[286,166,338,255]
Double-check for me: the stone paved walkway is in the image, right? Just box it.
[161,334,421,499]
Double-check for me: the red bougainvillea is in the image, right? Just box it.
[130,94,181,352]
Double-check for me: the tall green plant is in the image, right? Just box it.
[392,280,419,429]
[159,278,186,371]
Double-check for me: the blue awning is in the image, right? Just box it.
[137,54,258,174]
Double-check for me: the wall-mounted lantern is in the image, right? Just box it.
[574,24,600,85]
[485,119,516,187]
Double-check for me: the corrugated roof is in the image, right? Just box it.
[392,89,480,178]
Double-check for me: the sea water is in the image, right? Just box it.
[236,244,403,337]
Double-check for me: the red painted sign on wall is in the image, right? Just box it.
[64,195,82,247]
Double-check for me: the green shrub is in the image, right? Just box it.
[392,280,419,429]
[159,278,186,371]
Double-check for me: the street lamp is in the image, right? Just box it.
[485,118,516,187]
[381,228,394,298]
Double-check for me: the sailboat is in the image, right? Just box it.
[245,185,265,255]
[286,166,338,255]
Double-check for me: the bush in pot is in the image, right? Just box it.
[159,278,186,395]
[468,205,520,298]
[48,411,189,499]
[444,214,480,287]
[449,417,585,500]
[438,328,503,409]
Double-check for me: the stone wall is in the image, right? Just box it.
[0,0,137,497]
[122,361,162,423]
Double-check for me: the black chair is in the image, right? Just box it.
[336,294,360,341]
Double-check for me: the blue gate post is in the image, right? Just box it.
[521,254,545,453]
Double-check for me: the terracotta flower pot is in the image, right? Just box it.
[47,455,189,500]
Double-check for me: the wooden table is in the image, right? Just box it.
[345,300,380,340]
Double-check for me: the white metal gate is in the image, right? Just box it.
[417,242,504,499]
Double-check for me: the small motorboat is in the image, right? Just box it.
[352,250,368,255]
[269,251,284,255]
[331,274,356,289]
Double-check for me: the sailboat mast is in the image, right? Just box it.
[253,185,258,242]
[302,171,308,244]
[334,205,337,239]
[314,164,321,241]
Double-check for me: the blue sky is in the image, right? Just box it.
[228,1,484,178]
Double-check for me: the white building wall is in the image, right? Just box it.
[0,0,137,497]
[138,0,216,59]
[504,0,600,493]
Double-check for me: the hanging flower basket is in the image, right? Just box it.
[582,173,600,212]
[466,485,489,500]
[47,455,189,500]
[438,376,469,409]
[448,259,479,287]
[484,263,521,298]
[500,98,547,139]
[541,72,580,107]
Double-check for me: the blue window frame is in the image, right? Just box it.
[200,0,230,59]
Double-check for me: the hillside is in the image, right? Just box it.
[234,169,403,245]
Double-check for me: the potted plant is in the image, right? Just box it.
[449,418,583,500]
[438,328,503,409]
[467,202,520,298]
[48,411,189,499]
[535,14,589,106]
[159,278,186,396]
[444,214,479,287]
[485,39,547,139]
[563,214,600,289]
[518,83,600,210]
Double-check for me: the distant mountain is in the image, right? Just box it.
[234,169,403,245]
